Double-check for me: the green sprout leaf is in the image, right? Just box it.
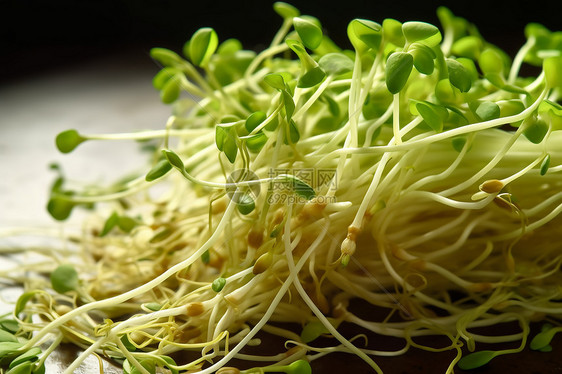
[478,48,504,75]
[201,250,210,265]
[473,101,500,121]
[15,291,40,316]
[446,58,472,92]
[100,211,119,237]
[0,320,20,334]
[284,119,300,145]
[451,136,467,152]
[123,358,156,374]
[215,125,238,163]
[294,16,323,50]
[386,52,414,94]
[237,193,255,215]
[47,196,75,221]
[211,277,226,292]
[149,48,184,67]
[6,361,32,374]
[160,77,181,104]
[117,216,138,233]
[402,21,442,46]
[347,19,382,52]
[189,27,219,67]
[530,326,562,350]
[300,320,330,343]
[55,129,85,154]
[539,99,562,131]
[9,347,42,369]
[540,154,551,175]
[457,350,498,370]
[273,2,300,19]
[523,119,549,144]
[245,132,268,153]
[264,73,287,91]
[50,264,79,294]
[217,38,242,55]
[451,36,483,60]
[146,159,173,182]
[144,303,162,311]
[152,67,179,90]
[544,56,562,90]
[298,66,326,88]
[282,91,295,121]
[410,43,435,75]
[286,360,312,374]
[410,100,448,132]
[120,335,137,352]
[245,111,267,133]
[318,53,354,76]
[162,149,185,171]
[383,18,404,47]
[0,330,18,343]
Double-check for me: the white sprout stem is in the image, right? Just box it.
[192,212,330,374]
[23,200,237,350]
[282,205,383,373]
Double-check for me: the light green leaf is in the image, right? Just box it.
[55,129,85,154]
[298,66,326,88]
[539,99,562,131]
[211,277,227,292]
[300,320,330,343]
[458,350,498,370]
[273,2,300,19]
[410,43,435,75]
[282,90,295,121]
[6,361,32,374]
[474,101,500,121]
[217,38,242,55]
[145,159,173,182]
[478,48,504,75]
[245,111,267,132]
[347,19,382,52]
[160,77,181,104]
[50,264,79,294]
[100,212,119,237]
[245,132,268,153]
[294,16,323,50]
[152,67,178,90]
[8,347,41,369]
[402,21,442,46]
[162,149,185,171]
[189,27,219,67]
[544,56,562,90]
[451,136,467,152]
[451,36,483,60]
[523,119,549,144]
[318,53,354,76]
[264,73,287,91]
[385,52,413,94]
[540,154,551,175]
[286,360,312,374]
[0,330,17,343]
[47,196,75,221]
[382,18,404,47]
[149,48,184,67]
[447,58,472,92]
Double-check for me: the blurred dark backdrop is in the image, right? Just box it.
[1,0,559,84]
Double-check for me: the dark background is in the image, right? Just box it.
[1,0,560,85]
